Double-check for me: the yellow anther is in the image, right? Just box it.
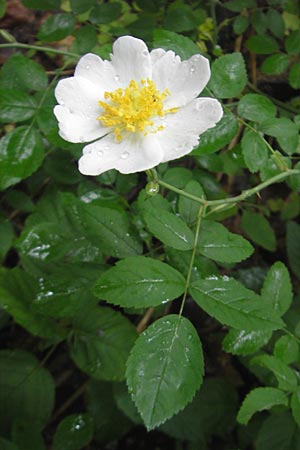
[97,79,178,141]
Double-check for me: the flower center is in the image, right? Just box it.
[97,79,178,142]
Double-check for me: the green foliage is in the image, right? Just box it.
[0,0,300,448]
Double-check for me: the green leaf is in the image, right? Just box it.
[80,204,142,258]
[291,389,300,426]
[286,221,300,280]
[178,180,203,224]
[89,2,122,24]
[70,306,137,381]
[38,13,75,42]
[11,420,46,450]
[22,0,60,9]
[0,89,37,123]
[192,111,238,155]
[241,129,268,173]
[274,335,299,365]
[94,256,185,308]
[164,4,197,32]
[233,15,249,34]
[223,329,272,356]
[241,210,276,251]
[208,53,247,98]
[0,350,55,435]
[198,219,254,263]
[267,8,285,38]
[224,0,255,12]
[256,411,299,450]
[238,94,276,122]
[0,0,6,18]
[190,277,284,332]
[153,29,201,60]
[126,315,204,430]
[0,218,14,262]
[261,262,293,316]
[70,0,96,14]
[53,414,94,450]
[0,54,48,91]
[245,35,279,54]
[0,126,45,190]
[237,387,288,425]
[143,205,195,251]
[261,53,290,75]
[289,63,300,89]
[0,439,20,450]
[71,25,97,54]
[0,268,65,340]
[251,354,297,391]
[285,30,300,54]
[259,117,299,139]
[251,10,268,34]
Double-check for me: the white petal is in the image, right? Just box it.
[111,36,152,86]
[78,134,162,176]
[55,75,101,117]
[158,97,223,163]
[150,48,167,65]
[74,53,119,92]
[152,53,210,108]
[54,105,108,143]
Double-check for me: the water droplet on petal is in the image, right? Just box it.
[97,150,103,157]
[86,65,90,70]
[121,151,129,159]
[190,65,196,74]
[104,145,110,151]
[114,74,120,81]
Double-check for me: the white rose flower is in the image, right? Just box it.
[54,36,223,176]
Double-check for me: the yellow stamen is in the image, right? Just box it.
[97,79,178,141]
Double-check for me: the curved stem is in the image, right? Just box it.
[0,42,79,58]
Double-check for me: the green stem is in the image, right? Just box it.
[0,42,79,58]
[237,116,275,155]
[157,169,300,207]
[178,202,206,318]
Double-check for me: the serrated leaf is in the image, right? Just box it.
[70,306,137,381]
[53,414,94,450]
[38,13,75,42]
[0,126,45,190]
[237,387,288,425]
[126,315,204,430]
[261,262,293,316]
[285,30,300,54]
[0,350,55,435]
[0,89,37,123]
[143,206,194,251]
[153,29,200,59]
[198,219,254,263]
[0,54,48,91]
[291,389,300,426]
[223,329,272,356]
[246,35,279,54]
[251,355,297,391]
[94,256,185,308]
[164,4,197,32]
[178,180,203,224]
[89,2,122,24]
[208,53,247,98]
[70,0,96,14]
[261,53,290,75]
[286,221,300,280]
[274,335,299,365]
[259,117,298,139]
[238,94,276,122]
[190,277,284,332]
[192,111,239,155]
[241,129,268,173]
[241,210,276,251]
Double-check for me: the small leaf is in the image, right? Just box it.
[143,206,194,251]
[190,277,284,332]
[289,63,300,89]
[38,13,75,42]
[178,180,203,224]
[241,210,276,251]
[153,29,200,59]
[198,219,254,263]
[259,117,298,139]
[94,256,185,308]
[70,0,96,14]
[241,129,268,173]
[286,221,300,280]
[70,306,137,381]
[89,2,122,24]
[246,35,279,54]
[208,53,247,98]
[0,54,48,91]
[291,389,300,426]
[274,335,299,365]
[192,111,239,155]
[164,4,197,32]
[0,126,45,190]
[261,262,293,316]
[261,53,290,75]
[238,94,276,122]
[251,354,297,391]
[53,414,94,450]
[285,30,300,54]
[0,89,37,123]
[237,387,288,425]
[223,329,272,356]
[126,315,204,430]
